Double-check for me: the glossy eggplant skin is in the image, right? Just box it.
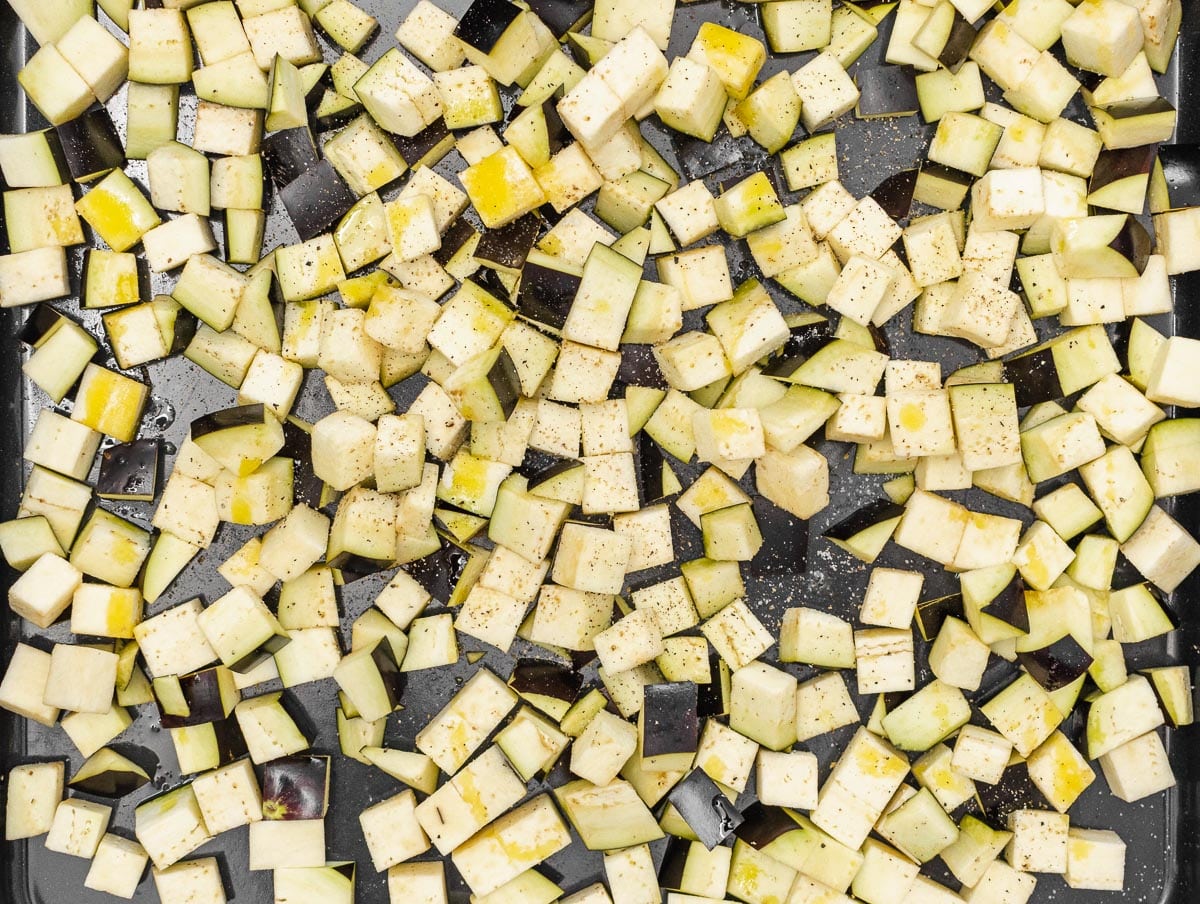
[984,572,1030,634]
[279,160,358,242]
[939,12,976,70]
[19,305,70,346]
[641,682,699,760]
[156,667,234,729]
[516,258,581,329]
[525,454,583,487]
[524,0,592,38]
[432,217,477,268]
[871,169,918,221]
[191,403,272,440]
[976,761,1051,819]
[405,544,462,603]
[667,767,744,849]
[916,593,965,641]
[1090,145,1159,193]
[474,214,541,271]
[1005,348,1063,408]
[657,837,694,892]
[696,654,727,719]
[97,438,162,501]
[1018,634,1093,691]
[261,755,331,820]
[635,432,670,505]
[280,419,324,510]
[372,639,407,710]
[56,106,125,182]
[734,801,798,849]
[856,67,919,119]
[487,347,524,418]
[823,499,906,542]
[453,0,521,52]
[1110,214,1153,274]
[262,127,320,189]
[509,660,583,704]
[71,750,152,798]
[390,119,453,169]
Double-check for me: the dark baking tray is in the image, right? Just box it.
[0,1,1197,902]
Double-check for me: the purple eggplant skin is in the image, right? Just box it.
[697,655,728,719]
[977,761,1052,819]
[634,432,669,504]
[390,118,454,170]
[1109,214,1152,274]
[191,403,271,440]
[524,0,591,38]
[1005,347,1065,408]
[657,836,692,891]
[510,660,583,704]
[433,217,478,268]
[487,347,524,419]
[71,765,152,798]
[372,639,406,711]
[667,768,744,849]
[157,667,233,729]
[525,456,584,489]
[19,306,71,346]
[642,682,699,760]
[984,574,1030,633]
[916,593,966,642]
[97,438,162,502]
[280,419,324,511]
[1090,145,1159,193]
[453,0,522,53]
[871,169,918,221]
[1018,634,1094,691]
[516,258,581,329]
[939,13,976,71]
[56,106,125,182]
[261,755,331,820]
[475,215,542,271]
[229,630,291,674]
[734,801,800,850]
[261,127,320,189]
[279,160,358,242]
[823,499,906,543]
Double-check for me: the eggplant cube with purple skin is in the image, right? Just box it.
[262,755,330,821]
[333,639,406,723]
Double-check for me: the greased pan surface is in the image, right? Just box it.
[0,1,1197,902]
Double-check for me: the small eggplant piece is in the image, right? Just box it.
[913,162,973,210]
[19,305,71,346]
[1091,97,1176,151]
[432,217,479,268]
[916,593,966,642]
[279,160,358,242]
[474,214,542,272]
[70,747,152,798]
[667,768,743,850]
[1018,634,1093,691]
[510,660,582,719]
[390,119,454,170]
[697,655,729,719]
[1150,144,1200,213]
[939,12,976,70]
[472,266,513,302]
[331,553,390,582]
[619,344,669,390]
[454,0,522,53]
[170,718,249,775]
[516,256,581,329]
[280,419,324,510]
[856,68,919,119]
[541,98,571,158]
[524,0,592,38]
[1004,347,1063,408]
[657,837,693,892]
[983,572,1030,634]
[871,169,918,221]
[641,682,700,772]
[56,106,125,183]
[733,802,800,850]
[157,666,240,729]
[1088,144,1157,213]
[261,126,320,189]
[749,495,808,577]
[97,438,162,502]
[823,500,906,562]
[405,543,457,603]
[635,432,671,505]
[261,754,331,820]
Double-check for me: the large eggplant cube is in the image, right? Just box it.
[640,681,700,771]
[197,587,290,673]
